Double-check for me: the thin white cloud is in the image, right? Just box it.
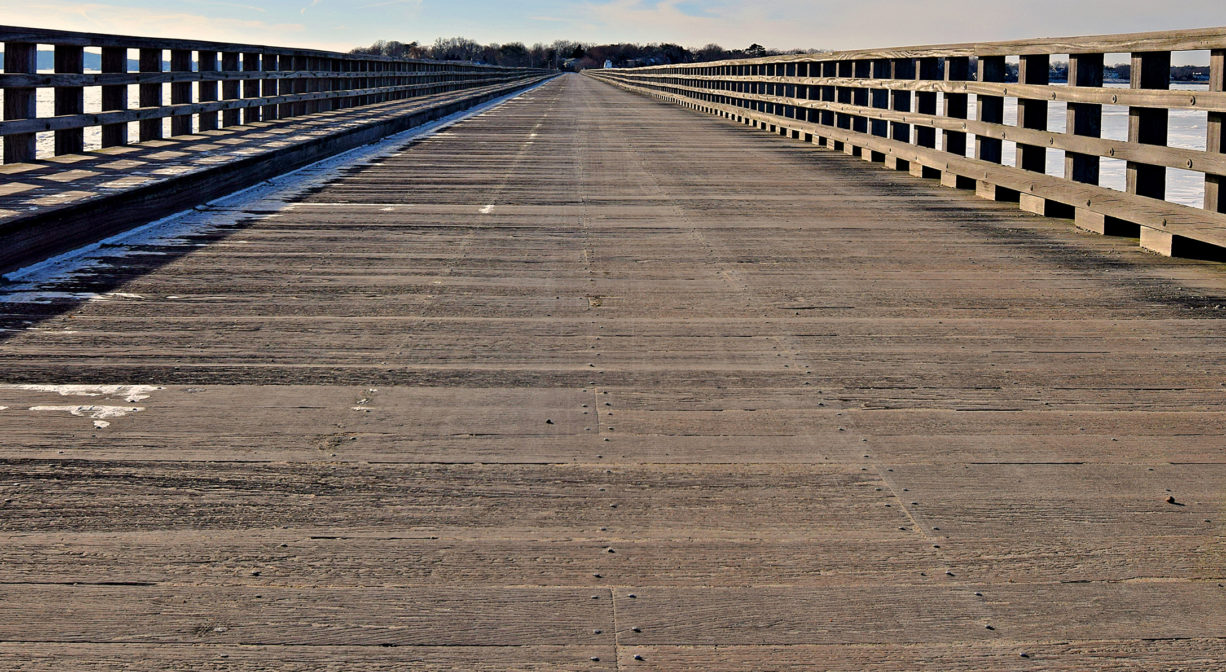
[0,0,319,48]
[360,0,423,9]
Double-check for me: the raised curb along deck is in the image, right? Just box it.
[0,75,552,274]
[1,74,1225,670]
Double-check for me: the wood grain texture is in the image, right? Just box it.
[2,75,1225,669]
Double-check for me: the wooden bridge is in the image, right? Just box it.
[1,26,1225,670]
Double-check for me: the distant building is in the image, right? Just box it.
[604,59,613,69]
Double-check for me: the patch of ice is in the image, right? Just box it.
[479,205,495,214]
[6,384,163,402]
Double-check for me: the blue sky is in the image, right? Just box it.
[1,0,1223,55]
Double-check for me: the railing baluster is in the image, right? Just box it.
[221,52,241,127]
[2,41,37,163]
[943,56,970,158]
[292,55,308,116]
[1065,53,1103,184]
[915,58,940,149]
[912,57,941,177]
[100,46,128,147]
[1205,49,1224,213]
[1127,51,1170,200]
[279,55,295,118]
[1016,54,1049,173]
[886,58,914,169]
[242,52,261,124]
[263,53,279,121]
[851,60,870,138]
[976,56,1005,165]
[170,49,193,136]
[139,48,163,141]
[1132,50,1174,253]
[1066,53,1126,235]
[54,44,85,155]
[197,50,219,132]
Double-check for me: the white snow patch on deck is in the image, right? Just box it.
[5,384,163,403]
[29,405,145,420]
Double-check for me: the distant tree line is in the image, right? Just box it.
[350,37,800,70]
[350,40,1211,82]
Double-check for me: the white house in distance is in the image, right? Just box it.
[604,59,613,68]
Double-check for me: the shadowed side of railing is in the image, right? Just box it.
[0,25,548,164]
[0,26,554,274]
[588,27,1226,258]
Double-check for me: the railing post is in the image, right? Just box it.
[197,50,219,132]
[911,57,941,178]
[938,57,972,188]
[1065,53,1125,234]
[242,52,262,124]
[100,46,129,147]
[2,41,37,163]
[943,56,970,157]
[820,61,836,133]
[835,61,853,136]
[870,59,890,140]
[170,49,193,136]
[279,54,295,118]
[292,55,308,116]
[139,48,163,141]
[221,52,241,127]
[851,60,870,137]
[1205,49,1224,213]
[324,57,338,110]
[1130,50,1174,254]
[914,58,939,148]
[262,53,280,120]
[306,56,321,112]
[54,45,85,155]
[1016,54,1049,173]
[886,58,914,169]
[975,56,1009,200]
[1127,51,1170,200]
[1065,53,1103,184]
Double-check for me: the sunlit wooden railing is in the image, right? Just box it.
[589,27,1226,256]
[1,26,548,164]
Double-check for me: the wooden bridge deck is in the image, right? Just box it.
[1,73,1224,670]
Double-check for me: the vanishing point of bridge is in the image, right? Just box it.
[1,27,1225,670]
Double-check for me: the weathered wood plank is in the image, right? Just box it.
[0,584,614,646]
[0,644,618,672]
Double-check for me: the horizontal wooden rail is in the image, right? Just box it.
[1,25,549,164]
[588,26,1226,257]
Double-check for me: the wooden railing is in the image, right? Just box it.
[588,27,1226,257]
[1,26,548,164]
